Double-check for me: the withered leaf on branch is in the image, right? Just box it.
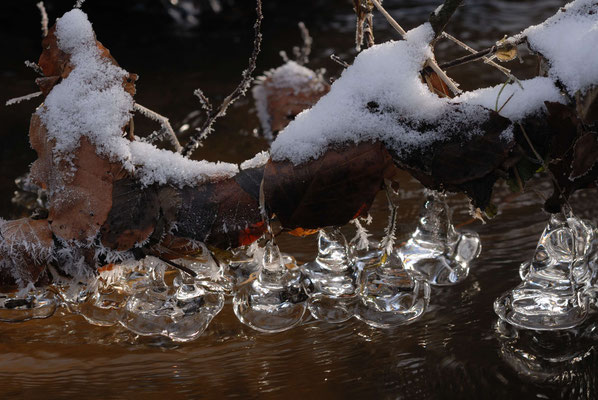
[0,218,53,292]
[264,141,395,229]
[100,179,160,251]
[172,173,265,249]
[543,101,598,211]
[391,107,512,209]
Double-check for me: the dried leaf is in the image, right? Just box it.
[264,142,394,229]
[0,218,53,291]
[100,179,160,251]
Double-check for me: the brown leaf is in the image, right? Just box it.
[392,107,512,209]
[173,174,265,249]
[257,73,329,138]
[570,133,598,180]
[0,218,53,291]
[100,179,160,251]
[264,141,394,229]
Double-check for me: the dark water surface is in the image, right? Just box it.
[1,1,597,399]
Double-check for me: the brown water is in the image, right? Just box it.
[1,1,597,398]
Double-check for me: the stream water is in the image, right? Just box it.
[1,0,597,398]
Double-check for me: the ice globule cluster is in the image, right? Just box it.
[233,242,308,333]
[58,255,226,342]
[397,192,482,286]
[354,246,431,328]
[494,212,598,331]
[302,227,359,323]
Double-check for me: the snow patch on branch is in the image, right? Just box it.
[454,77,565,120]
[522,0,598,96]
[240,151,270,170]
[38,9,238,187]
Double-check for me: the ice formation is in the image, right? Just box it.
[38,9,238,187]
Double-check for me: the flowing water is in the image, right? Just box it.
[1,0,597,398]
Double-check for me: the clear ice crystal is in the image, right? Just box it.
[354,248,430,328]
[233,242,307,333]
[302,228,358,323]
[0,288,57,322]
[397,192,481,285]
[495,213,598,331]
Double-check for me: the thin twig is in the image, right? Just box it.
[182,0,263,157]
[440,32,521,85]
[157,256,197,278]
[5,91,43,106]
[133,103,183,152]
[24,60,44,76]
[36,2,48,38]
[330,54,349,68]
[371,0,461,94]
[371,0,407,38]
[293,22,312,65]
[426,59,462,94]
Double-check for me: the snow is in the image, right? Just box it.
[271,12,582,165]
[38,9,238,187]
[260,61,327,94]
[522,0,598,95]
[453,77,565,121]
[240,150,270,170]
[271,24,514,165]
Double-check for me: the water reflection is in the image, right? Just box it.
[496,319,598,399]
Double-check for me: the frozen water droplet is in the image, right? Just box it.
[233,242,307,333]
[495,213,597,330]
[397,193,481,285]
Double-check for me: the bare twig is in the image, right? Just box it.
[5,91,43,106]
[182,0,263,157]
[370,0,461,94]
[518,122,572,211]
[157,256,197,278]
[440,32,519,83]
[24,60,44,76]
[425,59,462,94]
[36,2,48,38]
[292,22,312,65]
[370,0,407,38]
[330,54,349,68]
[133,103,183,152]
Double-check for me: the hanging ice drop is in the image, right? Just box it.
[494,213,597,330]
[397,192,481,285]
[302,227,358,323]
[233,241,307,333]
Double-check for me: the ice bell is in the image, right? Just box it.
[397,192,481,285]
[355,249,430,328]
[494,213,597,330]
[233,242,307,333]
[120,257,224,341]
[0,287,57,322]
[302,227,359,323]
